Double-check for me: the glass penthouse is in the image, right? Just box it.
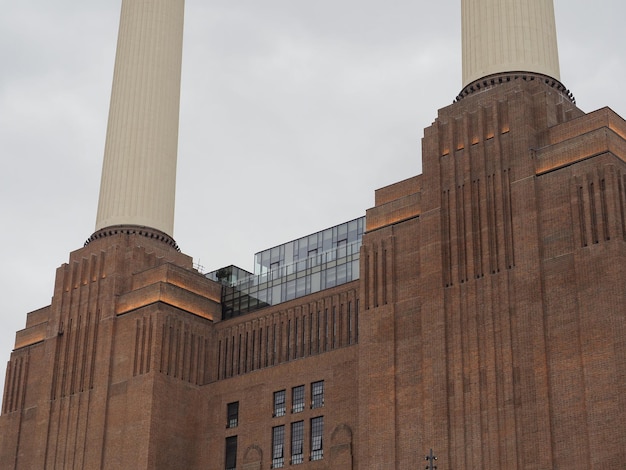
[207,216,365,319]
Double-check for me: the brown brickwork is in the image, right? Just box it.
[2,79,626,469]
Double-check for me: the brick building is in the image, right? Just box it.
[1,0,625,469]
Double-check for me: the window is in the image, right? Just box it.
[272,425,285,468]
[311,381,324,409]
[292,385,305,413]
[337,238,347,258]
[291,421,304,465]
[270,261,280,279]
[273,390,286,417]
[227,402,239,428]
[310,416,324,461]
[225,436,237,470]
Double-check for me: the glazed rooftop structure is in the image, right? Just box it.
[207,217,365,318]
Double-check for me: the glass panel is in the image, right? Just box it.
[274,390,286,417]
[270,262,280,280]
[292,385,305,413]
[322,229,333,252]
[337,263,347,284]
[272,425,285,468]
[227,402,239,428]
[352,259,360,279]
[310,416,324,461]
[284,241,294,266]
[286,280,296,301]
[225,436,237,470]
[311,381,324,409]
[261,250,270,274]
[338,222,348,239]
[296,277,306,298]
[298,238,308,260]
[291,421,304,465]
[271,285,281,305]
[296,259,307,272]
[270,246,280,263]
[348,219,358,242]
[337,239,347,259]
[326,267,336,288]
[311,272,321,293]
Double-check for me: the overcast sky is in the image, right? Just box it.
[1,0,624,394]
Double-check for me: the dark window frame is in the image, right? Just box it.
[227,401,239,429]
[272,425,285,468]
[273,389,286,417]
[291,420,304,465]
[311,381,324,409]
[292,385,305,414]
[225,435,237,470]
[310,416,324,461]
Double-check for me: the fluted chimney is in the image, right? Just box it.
[459,0,571,101]
[90,0,185,247]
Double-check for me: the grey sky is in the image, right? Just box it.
[1,0,624,393]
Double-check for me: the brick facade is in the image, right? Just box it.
[2,78,626,468]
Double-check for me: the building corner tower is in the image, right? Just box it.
[359,0,626,468]
[1,1,222,468]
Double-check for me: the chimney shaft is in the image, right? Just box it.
[461,0,560,88]
[93,0,185,240]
